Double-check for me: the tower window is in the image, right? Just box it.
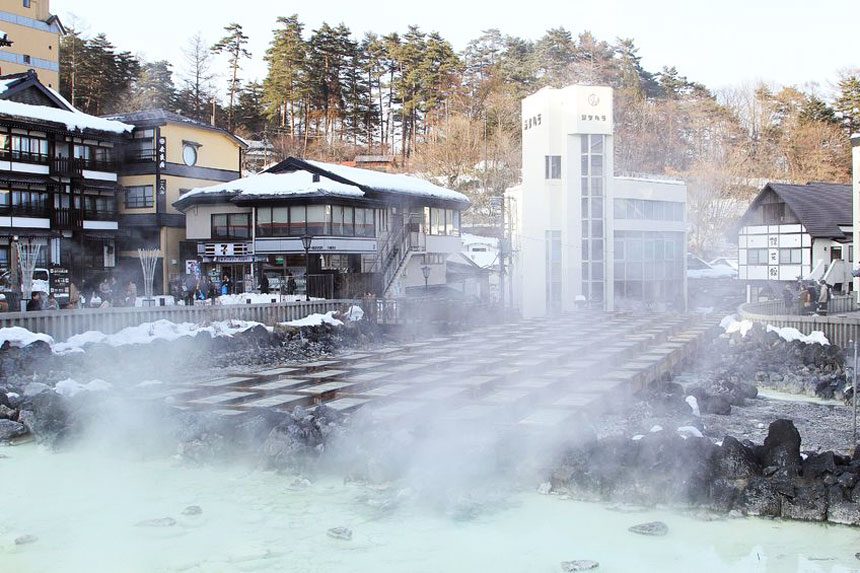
[23,0,31,8]
[544,155,561,179]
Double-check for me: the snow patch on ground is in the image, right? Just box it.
[217,293,314,305]
[720,314,829,345]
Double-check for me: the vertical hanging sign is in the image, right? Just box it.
[156,129,167,212]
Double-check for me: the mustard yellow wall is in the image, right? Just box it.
[162,175,226,215]
[117,174,157,214]
[0,0,60,88]
[160,123,241,172]
[0,0,51,20]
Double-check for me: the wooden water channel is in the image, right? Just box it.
[137,313,721,431]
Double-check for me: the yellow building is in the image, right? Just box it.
[0,0,63,89]
[103,110,245,294]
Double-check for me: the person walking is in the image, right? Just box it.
[68,282,80,309]
[260,272,269,294]
[817,280,831,316]
[184,274,198,306]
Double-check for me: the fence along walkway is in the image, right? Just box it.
[0,300,354,342]
[738,294,860,348]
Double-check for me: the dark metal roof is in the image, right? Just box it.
[103,109,247,148]
[753,182,852,239]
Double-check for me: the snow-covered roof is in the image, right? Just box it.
[178,156,469,209]
[0,97,131,134]
[461,233,499,247]
[182,171,364,201]
[299,159,469,204]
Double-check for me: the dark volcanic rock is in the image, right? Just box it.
[802,452,837,479]
[782,479,827,521]
[19,390,70,446]
[561,560,600,571]
[628,521,668,536]
[714,436,760,479]
[761,419,802,478]
[0,418,26,440]
[738,477,782,517]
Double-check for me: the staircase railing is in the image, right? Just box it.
[369,213,424,296]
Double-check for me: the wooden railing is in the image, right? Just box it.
[738,294,860,348]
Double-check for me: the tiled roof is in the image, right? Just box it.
[765,182,852,239]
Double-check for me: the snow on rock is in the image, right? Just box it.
[649,425,663,433]
[765,325,829,345]
[720,314,829,345]
[136,380,164,387]
[0,326,54,348]
[283,311,343,328]
[676,426,704,439]
[685,395,701,417]
[54,378,113,398]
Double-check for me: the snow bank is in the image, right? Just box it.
[0,326,54,348]
[283,311,343,327]
[720,315,829,345]
[54,378,113,398]
[52,319,267,353]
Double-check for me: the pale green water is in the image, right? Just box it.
[1,444,859,573]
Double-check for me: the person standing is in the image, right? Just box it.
[220,274,232,296]
[68,281,80,309]
[782,284,794,314]
[818,280,831,315]
[260,272,269,294]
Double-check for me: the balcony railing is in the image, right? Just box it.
[51,207,81,229]
[0,149,50,164]
[126,150,156,163]
[0,204,52,219]
[51,157,117,176]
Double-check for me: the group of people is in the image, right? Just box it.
[179,273,234,305]
[90,277,139,308]
[782,279,832,316]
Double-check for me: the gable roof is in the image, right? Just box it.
[104,109,247,148]
[743,182,852,239]
[0,70,131,135]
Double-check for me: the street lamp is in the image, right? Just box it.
[421,264,431,294]
[301,234,313,301]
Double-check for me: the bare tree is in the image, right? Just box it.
[181,33,215,121]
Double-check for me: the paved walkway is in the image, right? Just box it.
[137,312,720,431]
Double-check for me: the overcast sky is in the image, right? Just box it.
[55,0,857,97]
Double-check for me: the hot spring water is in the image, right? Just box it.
[2,444,859,573]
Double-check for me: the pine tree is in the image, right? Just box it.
[263,15,307,133]
[835,74,860,134]
[211,22,252,132]
[234,81,268,135]
[533,28,575,85]
[128,61,177,111]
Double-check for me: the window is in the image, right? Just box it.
[545,155,561,179]
[128,129,155,161]
[289,206,306,235]
[125,185,154,209]
[23,55,31,64]
[212,213,250,239]
[746,248,769,265]
[778,248,802,265]
[305,205,330,235]
[613,199,684,221]
[183,144,198,167]
[355,208,375,237]
[23,0,30,7]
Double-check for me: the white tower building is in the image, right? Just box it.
[506,85,687,318]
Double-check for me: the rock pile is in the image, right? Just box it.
[551,419,860,525]
[703,322,846,400]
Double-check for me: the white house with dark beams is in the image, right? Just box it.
[737,182,853,298]
[174,157,470,299]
